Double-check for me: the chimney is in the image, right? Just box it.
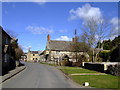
[47,34,50,41]
[72,37,78,42]
[72,37,75,42]
[75,37,77,42]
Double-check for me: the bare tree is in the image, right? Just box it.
[71,30,90,63]
[81,17,115,62]
[6,29,24,61]
[79,33,90,53]
[15,47,24,60]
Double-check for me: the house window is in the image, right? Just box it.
[33,54,35,56]
[4,54,8,62]
[5,38,8,44]
[36,58,37,60]
[33,58,34,60]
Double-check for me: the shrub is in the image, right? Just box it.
[107,64,120,76]
[71,62,76,66]
[59,60,72,66]
[75,61,82,67]
[109,46,120,62]
[71,61,83,67]
[99,50,110,62]
[96,58,103,62]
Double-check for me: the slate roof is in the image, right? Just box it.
[1,26,12,39]
[46,40,74,51]
[30,51,38,54]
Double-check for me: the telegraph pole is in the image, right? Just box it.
[74,29,78,62]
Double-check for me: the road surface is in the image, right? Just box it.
[2,62,82,88]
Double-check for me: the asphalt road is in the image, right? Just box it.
[2,62,82,88]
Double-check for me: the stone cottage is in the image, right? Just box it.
[44,34,89,64]
[1,26,16,74]
[26,49,40,62]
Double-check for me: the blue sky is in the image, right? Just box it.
[2,2,118,52]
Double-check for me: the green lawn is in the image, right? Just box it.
[60,66,99,74]
[40,62,57,66]
[71,75,119,89]
[60,66,119,89]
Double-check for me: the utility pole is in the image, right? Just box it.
[74,29,78,62]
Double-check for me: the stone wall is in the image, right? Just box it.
[82,62,119,75]
[82,62,104,72]
[107,64,120,76]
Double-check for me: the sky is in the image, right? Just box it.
[2,2,119,52]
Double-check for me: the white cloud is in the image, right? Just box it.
[111,17,119,25]
[26,25,53,34]
[69,3,102,21]
[95,17,120,41]
[55,36,72,41]
[111,17,120,35]
[110,35,118,40]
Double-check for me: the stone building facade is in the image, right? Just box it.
[26,49,40,62]
[1,26,17,74]
[44,34,89,63]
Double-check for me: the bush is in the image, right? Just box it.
[72,54,89,67]
[109,46,120,62]
[99,50,110,62]
[59,60,72,66]
[71,62,76,66]
[71,61,83,67]
[75,61,82,67]
[96,58,103,62]
[107,65,120,76]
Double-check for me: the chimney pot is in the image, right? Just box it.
[47,34,50,41]
[72,37,78,42]
[72,37,75,42]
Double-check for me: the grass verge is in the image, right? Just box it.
[71,75,118,89]
[60,66,100,74]
[60,66,119,89]
[40,62,57,66]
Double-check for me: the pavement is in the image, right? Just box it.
[1,62,85,88]
[0,66,26,84]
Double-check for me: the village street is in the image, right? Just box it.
[2,62,81,88]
